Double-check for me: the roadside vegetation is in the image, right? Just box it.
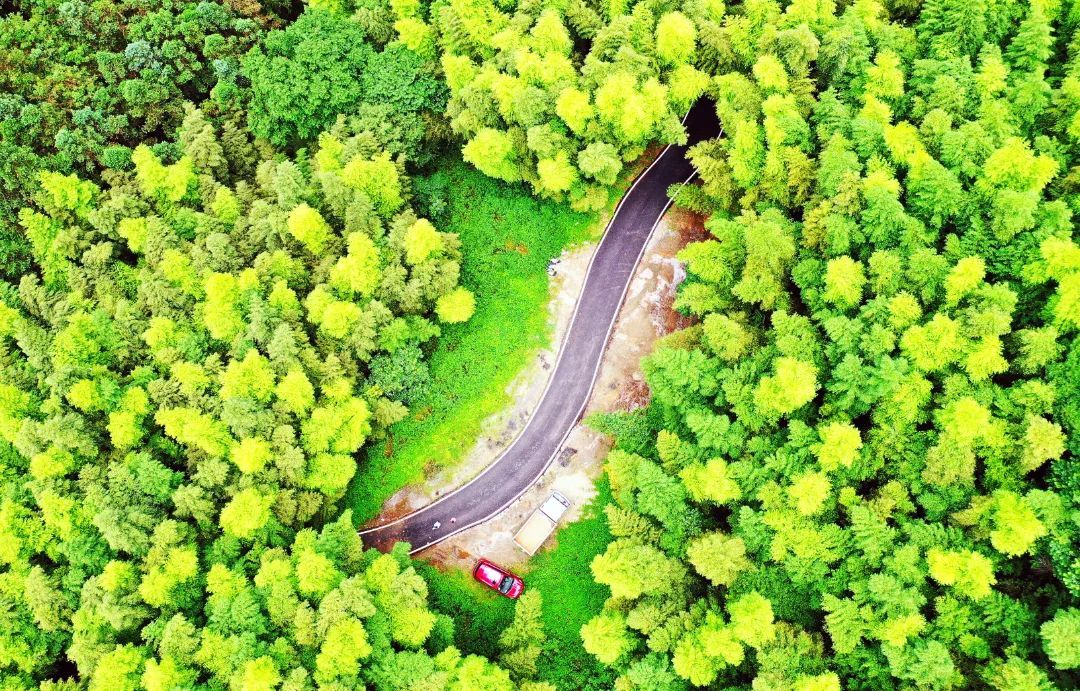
[525,481,617,690]
[346,162,597,522]
[422,481,617,690]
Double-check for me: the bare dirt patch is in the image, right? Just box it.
[422,209,705,570]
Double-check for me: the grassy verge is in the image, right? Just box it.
[345,161,598,522]
[419,479,617,690]
[527,479,617,689]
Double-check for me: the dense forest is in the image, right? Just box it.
[1,0,1078,689]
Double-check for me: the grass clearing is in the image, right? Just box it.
[526,479,616,690]
[345,161,598,523]
[419,480,616,690]
[417,561,515,661]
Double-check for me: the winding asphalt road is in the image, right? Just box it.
[360,99,721,554]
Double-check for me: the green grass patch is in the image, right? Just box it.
[419,479,616,690]
[417,561,515,661]
[345,161,598,522]
[526,479,617,690]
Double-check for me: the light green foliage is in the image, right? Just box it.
[795,673,842,691]
[530,10,572,55]
[287,203,332,254]
[945,257,986,305]
[578,142,622,186]
[219,488,273,539]
[37,171,97,217]
[591,539,681,600]
[341,152,406,217]
[303,397,372,455]
[117,217,148,254]
[816,422,861,471]
[537,151,578,195]
[132,147,194,202]
[671,611,744,685]
[463,129,522,183]
[556,89,593,135]
[656,12,697,65]
[986,492,1047,557]
[316,618,371,681]
[866,50,905,100]
[728,592,776,649]
[1039,236,1080,329]
[89,645,145,691]
[1020,416,1065,473]
[788,471,831,516]
[499,590,545,679]
[581,1,1080,688]
[404,218,444,265]
[230,437,272,474]
[702,313,752,361]
[823,257,866,308]
[431,0,703,209]
[138,546,198,607]
[926,548,996,600]
[680,457,740,504]
[581,612,634,665]
[155,407,231,458]
[437,286,478,323]
[330,233,381,297]
[202,273,244,341]
[754,357,818,415]
[1041,608,1080,669]
[220,349,275,403]
[235,657,280,690]
[276,369,315,415]
[686,532,749,586]
[0,111,490,687]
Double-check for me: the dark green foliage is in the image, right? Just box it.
[586,407,663,458]
[418,563,516,660]
[0,0,276,279]
[368,345,431,406]
[243,10,449,158]
[244,10,376,147]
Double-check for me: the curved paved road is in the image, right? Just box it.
[360,99,721,554]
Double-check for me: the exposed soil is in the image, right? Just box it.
[420,207,705,570]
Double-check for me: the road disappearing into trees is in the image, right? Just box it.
[360,99,722,554]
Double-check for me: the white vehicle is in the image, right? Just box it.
[513,491,571,555]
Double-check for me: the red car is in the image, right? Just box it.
[473,558,524,599]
